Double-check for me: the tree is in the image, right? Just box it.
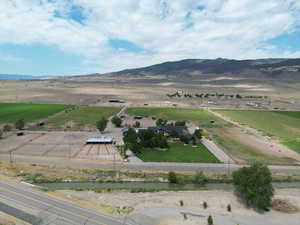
[133,121,140,128]
[0,129,3,139]
[156,118,167,126]
[233,162,274,211]
[96,117,108,133]
[175,121,186,126]
[15,119,25,130]
[123,128,140,154]
[207,215,213,225]
[193,171,207,185]
[194,129,203,140]
[111,116,122,127]
[180,135,190,144]
[168,171,177,184]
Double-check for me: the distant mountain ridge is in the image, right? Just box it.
[104,58,300,80]
[0,74,43,80]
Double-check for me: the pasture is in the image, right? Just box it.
[0,102,71,124]
[127,107,224,127]
[215,110,300,153]
[138,142,220,163]
[46,106,121,130]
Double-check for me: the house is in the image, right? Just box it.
[86,136,113,144]
[149,125,192,139]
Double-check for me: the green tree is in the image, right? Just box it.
[194,129,203,140]
[193,171,207,185]
[111,116,122,127]
[96,117,108,133]
[133,121,141,128]
[168,171,177,184]
[233,162,274,211]
[15,119,25,130]
[123,128,140,154]
[207,215,213,225]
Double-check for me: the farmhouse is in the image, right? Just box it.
[86,136,113,144]
[149,125,191,138]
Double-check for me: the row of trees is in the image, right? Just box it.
[96,116,123,133]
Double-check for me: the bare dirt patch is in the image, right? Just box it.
[271,199,299,214]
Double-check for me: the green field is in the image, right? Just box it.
[137,142,220,163]
[47,106,121,129]
[0,103,71,124]
[127,107,225,127]
[215,110,300,153]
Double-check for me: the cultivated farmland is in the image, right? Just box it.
[127,107,224,127]
[46,106,121,130]
[0,102,71,124]
[215,110,300,153]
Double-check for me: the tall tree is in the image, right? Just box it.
[96,117,108,133]
[233,162,274,211]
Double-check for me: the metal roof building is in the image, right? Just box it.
[86,136,113,144]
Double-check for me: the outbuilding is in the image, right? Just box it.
[86,136,113,144]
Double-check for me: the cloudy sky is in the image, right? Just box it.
[0,0,300,76]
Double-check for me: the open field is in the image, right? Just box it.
[46,106,121,130]
[0,102,70,124]
[0,131,122,162]
[215,110,300,153]
[55,188,300,225]
[138,143,220,163]
[127,107,226,128]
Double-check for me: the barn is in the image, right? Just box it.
[86,136,113,144]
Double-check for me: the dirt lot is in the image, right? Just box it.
[55,188,300,225]
[0,131,122,162]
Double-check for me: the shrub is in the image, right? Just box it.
[193,171,207,185]
[96,117,108,133]
[0,129,3,139]
[15,119,25,130]
[156,118,168,126]
[179,200,184,207]
[207,215,213,225]
[3,125,12,132]
[233,162,274,211]
[175,121,186,126]
[180,135,190,144]
[203,201,208,209]
[111,116,122,127]
[227,204,231,212]
[168,171,178,184]
[182,213,187,220]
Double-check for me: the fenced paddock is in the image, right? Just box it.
[0,131,122,162]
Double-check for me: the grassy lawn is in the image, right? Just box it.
[215,110,300,153]
[0,102,71,124]
[46,106,121,129]
[137,142,220,163]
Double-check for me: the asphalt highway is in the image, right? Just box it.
[0,179,135,225]
[1,155,300,174]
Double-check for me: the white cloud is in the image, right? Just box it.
[0,0,300,74]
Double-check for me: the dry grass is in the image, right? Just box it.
[271,199,299,214]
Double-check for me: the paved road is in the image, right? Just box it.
[1,155,300,174]
[0,179,134,225]
[201,138,234,163]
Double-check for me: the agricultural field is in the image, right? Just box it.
[46,106,121,130]
[137,142,220,163]
[0,102,71,124]
[215,110,300,153]
[127,107,226,127]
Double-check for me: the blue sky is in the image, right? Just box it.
[0,0,300,76]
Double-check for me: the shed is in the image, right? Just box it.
[86,136,113,144]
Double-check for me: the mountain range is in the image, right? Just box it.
[103,58,300,80]
[0,74,42,80]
